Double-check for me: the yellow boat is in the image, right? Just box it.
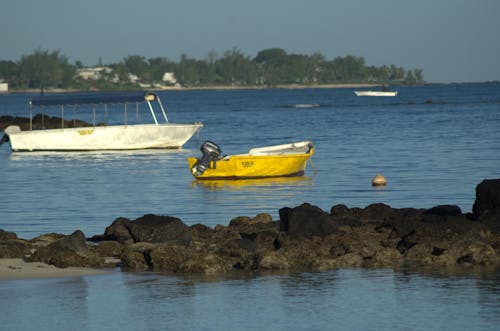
[187,141,314,180]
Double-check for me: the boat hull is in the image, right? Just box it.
[7,123,203,151]
[187,148,314,180]
[354,91,398,97]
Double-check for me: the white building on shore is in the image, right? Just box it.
[76,67,112,80]
[162,72,178,85]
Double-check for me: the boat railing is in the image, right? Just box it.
[27,92,168,131]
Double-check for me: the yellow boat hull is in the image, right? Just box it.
[187,147,314,180]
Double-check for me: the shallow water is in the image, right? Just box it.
[1,83,499,330]
[0,267,499,331]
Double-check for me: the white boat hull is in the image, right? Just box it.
[7,123,203,151]
[354,91,398,97]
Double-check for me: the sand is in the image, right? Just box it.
[0,258,110,280]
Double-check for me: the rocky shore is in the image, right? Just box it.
[0,114,98,132]
[1,179,499,278]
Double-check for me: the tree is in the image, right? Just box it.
[148,57,175,82]
[331,55,366,82]
[254,48,287,66]
[405,70,415,84]
[110,63,130,83]
[413,69,424,83]
[253,48,290,86]
[175,54,201,86]
[123,55,150,81]
[216,47,256,85]
[202,50,218,86]
[0,60,19,86]
[18,48,71,88]
[0,47,426,89]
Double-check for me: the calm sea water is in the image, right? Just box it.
[1,84,499,330]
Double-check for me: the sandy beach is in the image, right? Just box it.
[0,258,110,280]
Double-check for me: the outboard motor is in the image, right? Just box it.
[192,140,223,176]
[0,133,8,146]
[0,125,19,146]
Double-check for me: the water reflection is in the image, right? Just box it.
[191,176,314,191]
[279,271,339,297]
[0,276,91,330]
[124,274,196,301]
[1,267,499,331]
[8,148,192,161]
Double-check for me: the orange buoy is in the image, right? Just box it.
[372,174,387,187]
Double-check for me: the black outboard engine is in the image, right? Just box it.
[0,133,8,146]
[192,140,223,176]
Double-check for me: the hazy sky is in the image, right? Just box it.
[1,0,499,83]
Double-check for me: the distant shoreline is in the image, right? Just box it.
[3,82,498,95]
[2,83,381,94]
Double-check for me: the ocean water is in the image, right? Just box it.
[1,83,499,330]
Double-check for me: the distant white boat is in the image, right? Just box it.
[354,90,398,97]
[2,92,203,152]
[290,104,320,108]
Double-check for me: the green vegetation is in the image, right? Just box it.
[0,47,424,91]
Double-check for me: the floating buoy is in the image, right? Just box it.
[372,174,387,187]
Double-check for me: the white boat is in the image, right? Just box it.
[2,92,203,152]
[354,90,398,97]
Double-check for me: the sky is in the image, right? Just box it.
[1,0,499,83]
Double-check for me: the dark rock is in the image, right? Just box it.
[279,203,337,238]
[189,223,215,240]
[102,217,134,244]
[228,238,258,253]
[331,203,398,226]
[148,243,233,274]
[425,205,462,216]
[330,204,363,226]
[92,240,124,258]
[104,215,192,245]
[330,204,350,218]
[0,239,31,258]
[54,230,88,252]
[437,236,498,266]
[473,179,500,233]
[0,229,17,241]
[128,214,192,245]
[225,217,279,251]
[360,203,397,223]
[477,209,500,233]
[218,238,259,269]
[251,213,273,224]
[120,242,155,272]
[26,230,104,268]
[0,114,95,131]
[473,179,500,218]
[229,213,273,226]
[261,233,326,270]
[229,216,252,226]
[422,205,463,223]
[30,233,67,246]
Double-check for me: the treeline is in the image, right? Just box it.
[0,47,424,90]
